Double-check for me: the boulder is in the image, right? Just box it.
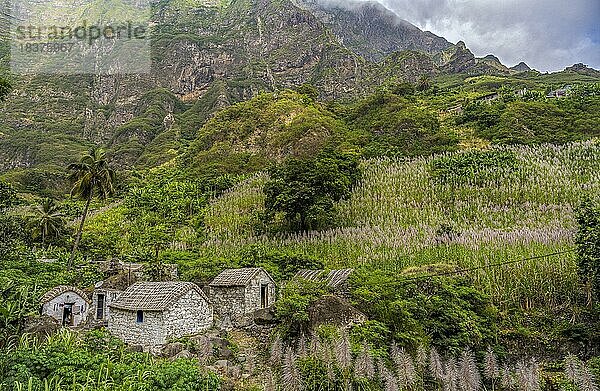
[308,295,367,329]
[174,349,194,359]
[128,344,144,353]
[162,342,186,357]
[22,315,60,339]
[253,307,277,325]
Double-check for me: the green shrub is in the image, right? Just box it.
[1,329,221,391]
[351,269,498,354]
[276,280,330,338]
[429,149,518,185]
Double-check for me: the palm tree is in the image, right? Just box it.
[68,147,115,266]
[417,74,432,91]
[28,198,65,248]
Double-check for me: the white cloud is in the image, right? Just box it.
[375,0,600,71]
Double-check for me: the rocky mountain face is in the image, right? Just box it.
[0,0,508,175]
[292,0,452,61]
[434,41,476,74]
[565,63,600,77]
[511,62,532,72]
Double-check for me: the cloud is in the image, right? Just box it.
[374,0,600,72]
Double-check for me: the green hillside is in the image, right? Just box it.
[200,142,596,304]
[1,1,600,386]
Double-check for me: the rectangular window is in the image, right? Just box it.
[96,294,105,320]
[260,284,268,308]
[136,310,144,323]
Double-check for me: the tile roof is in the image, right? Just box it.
[109,282,206,311]
[209,268,269,287]
[40,285,90,304]
[294,269,354,289]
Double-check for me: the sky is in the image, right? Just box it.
[374,0,600,72]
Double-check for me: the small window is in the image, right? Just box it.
[136,310,144,323]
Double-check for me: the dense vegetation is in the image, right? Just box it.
[1,71,599,390]
[1,330,220,390]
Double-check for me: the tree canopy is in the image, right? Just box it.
[264,151,361,231]
[576,197,600,300]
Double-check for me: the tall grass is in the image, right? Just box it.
[266,332,598,391]
[199,141,600,308]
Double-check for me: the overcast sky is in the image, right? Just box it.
[375,0,600,72]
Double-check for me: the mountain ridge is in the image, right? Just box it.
[0,0,596,183]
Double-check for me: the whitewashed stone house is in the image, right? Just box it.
[108,282,212,350]
[209,268,276,328]
[40,286,90,327]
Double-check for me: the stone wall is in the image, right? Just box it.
[91,289,122,321]
[108,289,212,350]
[41,291,89,327]
[209,286,246,327]
[163,290,213,340]
[244,270,276,313]
[209,270,276,328]
[108,309,166,348]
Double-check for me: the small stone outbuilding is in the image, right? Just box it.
[90,273,133,323]
[209,268,276,328]
[294,269,354,295]
[108,282,212,350]
[40,286,90,327]
[92,287,122,323]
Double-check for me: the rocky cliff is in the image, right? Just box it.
[0,0,501,176]
[292,0,452,61]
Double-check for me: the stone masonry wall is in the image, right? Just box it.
[209,286,246,327]
[163,290,213,340]
[91,289,122,321]
[244,270,276,313]
[108,309,166,347]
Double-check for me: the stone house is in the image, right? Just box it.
[209,268,276,328]
[108,282,213,350]
[92,287,122,323]
[40,286,90,327]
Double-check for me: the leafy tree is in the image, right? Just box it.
[67,147,115,266]
[576,197,600,301]
[295,83,319,100]
[276,279,329,337]
[457,103,503,131]
[264,151,360,231]
[351,269,497,353]
[0,214,27,258]
[390,81,416,96]
[27,198,66,248]
[0,180,16,211]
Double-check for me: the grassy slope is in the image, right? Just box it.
[200,141,600,310]
[179,90,351,177]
